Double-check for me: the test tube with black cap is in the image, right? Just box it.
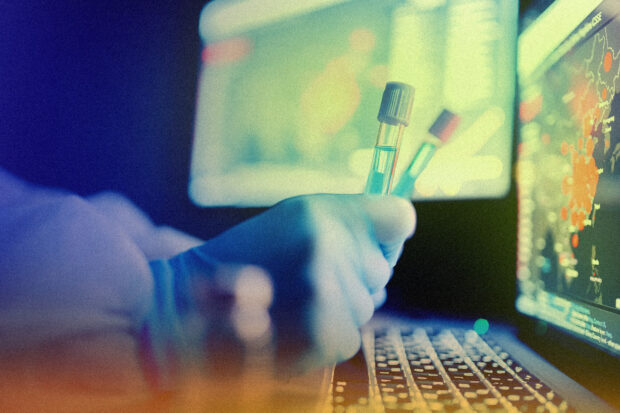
[364,82,415,195]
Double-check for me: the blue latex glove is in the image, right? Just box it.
[0,167,415,397]
[147,194,416,378]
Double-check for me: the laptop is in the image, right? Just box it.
[324,0,620,412]
[187,0,620,412]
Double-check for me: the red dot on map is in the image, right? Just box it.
[586,137,594,157]
[572,234,579,248]
[562,176,571,194]
[604,51,613,73]
[583,115,591,136]
[577,211,585,230]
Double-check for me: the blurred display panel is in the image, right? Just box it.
[189,0,516,206]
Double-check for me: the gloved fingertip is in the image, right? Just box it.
[391,196,416,239]
[371,289,387,309]
[362,196,416,245]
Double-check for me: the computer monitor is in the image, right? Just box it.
[516,0,620,358]
[188,0,517,206]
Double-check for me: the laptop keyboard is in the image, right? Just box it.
[330,326,576,413]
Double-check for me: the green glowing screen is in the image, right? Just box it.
[190,0,517,206]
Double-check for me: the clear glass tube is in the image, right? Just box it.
[364,122,405,195]
[392,138,439,198]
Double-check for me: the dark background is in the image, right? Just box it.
[0,1,550,321]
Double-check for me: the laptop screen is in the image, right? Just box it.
[516,0,620,358]
[188,0,517,206]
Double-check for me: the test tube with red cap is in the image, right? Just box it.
[392,109,460,198]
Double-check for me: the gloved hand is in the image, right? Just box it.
[0,165,416,400]
[148,194,416,376]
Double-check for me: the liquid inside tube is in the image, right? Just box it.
[365,145,397,194]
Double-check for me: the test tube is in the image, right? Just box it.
[364,82,414,195]
[392,109,460,198]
